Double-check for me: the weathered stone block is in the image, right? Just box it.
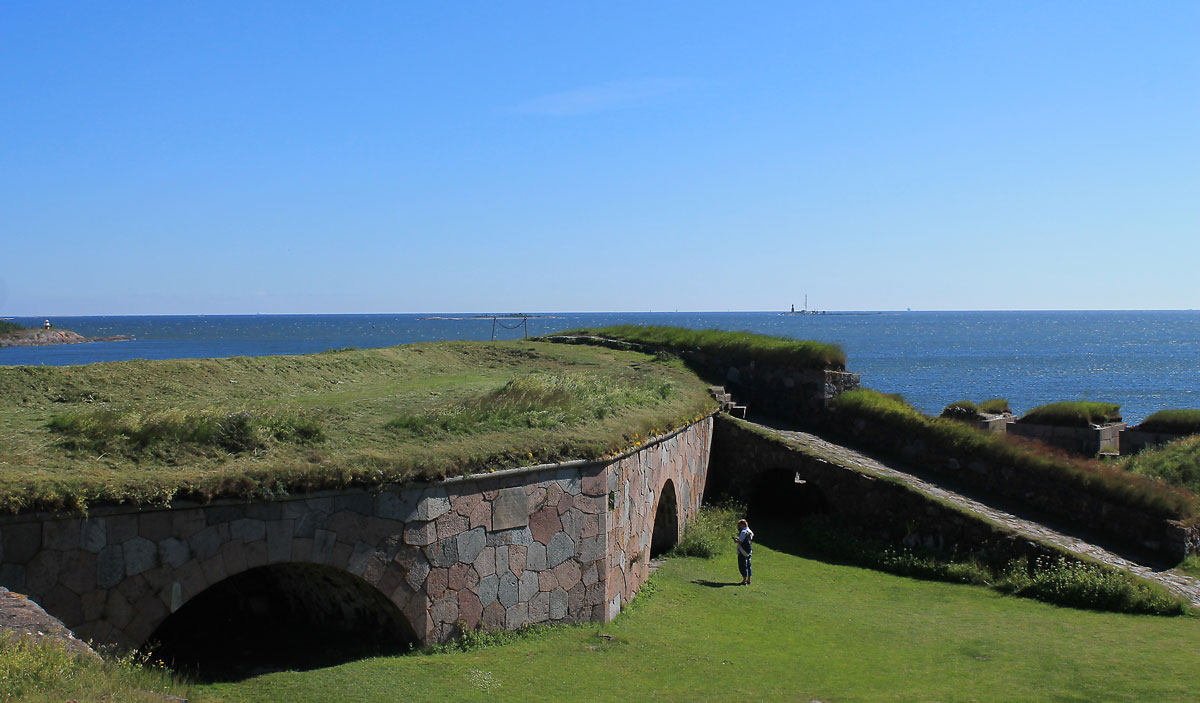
[405,554,431,591]
[474,546,496,578]
[436,511,468,540]
[529,505,562,545]
[491,487,528,531]
[508,545,527,575]
[427,567,448,599]
[546,532,575,568]
[482,600,505,630]
[425,536,460,568]
[497,571,519,608]
[79,518,106,553]
[3,522,41,564]
[96,545,125,589]
[505,602,529,629]
[312,529,337,563]
[458,590,483,629]
[42,519,81,551]
[123,537,157,576]
[526,542,547,571]
[456,527,486,564]
[549,588,568,620]
[137,512,172,543]
[188,525,224,561]
[518,570,538,602]
[266,520,294,562]
[404,520,437,546]
[478,573,499,606]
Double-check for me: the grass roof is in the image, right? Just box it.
[0,341,716,514]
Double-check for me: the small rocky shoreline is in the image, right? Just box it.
[0,328,133,347]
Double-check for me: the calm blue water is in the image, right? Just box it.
[2,311,1197,424]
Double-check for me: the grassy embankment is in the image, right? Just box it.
[193,512,1200,703]
[546,325,847,370]
[833,389,1199,522]
[0,320,24,335]
[0,341,716,514]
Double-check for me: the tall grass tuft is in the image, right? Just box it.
[670,501,746,558]
[832,389,1198,520]
[977,398,1011,414]
[1018,400,1122,427]
[47,407,324,456]
[1136,409,1200,435]
[549,325,847,370]
[0,633,190,702]
[1122,435,1200,495]
[386,373,675,437]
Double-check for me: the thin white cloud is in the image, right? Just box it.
[506,78,696,116]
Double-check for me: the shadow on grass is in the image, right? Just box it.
[691,580,742,588]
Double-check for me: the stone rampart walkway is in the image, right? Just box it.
[750,421,1200,607]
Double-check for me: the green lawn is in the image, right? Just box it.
[195,532,1200,703]
[0,341,714,513]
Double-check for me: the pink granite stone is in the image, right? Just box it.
[468,500,491,531]
[538,571,559,592]
[508,545,526,575]
[453,492,484,519]
[482,600,505,630]
[427,567,448,600]
[435,511,468,540]
[581,472,607,497]
[551,560,581,591]
[528,505,562,545]
[447,563,471,591]
[458,590,483,630]
[556,493,574,516]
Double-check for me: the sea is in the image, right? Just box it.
[2,311,1197,424]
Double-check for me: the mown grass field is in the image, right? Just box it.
[0,341,714,513]
[194,530,1200,703]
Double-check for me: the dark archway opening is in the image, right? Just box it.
[746,468,830,522]
[650,480,680,557]
[146,562,416,682]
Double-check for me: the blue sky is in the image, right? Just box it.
[2,2,1197,315]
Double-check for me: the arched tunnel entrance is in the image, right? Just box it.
[650,480,679,558]
[146,563,416,681]
[746,468,830,522]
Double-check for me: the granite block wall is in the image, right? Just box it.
[0,417,713,649]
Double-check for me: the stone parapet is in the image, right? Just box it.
[1008,421,1125,456]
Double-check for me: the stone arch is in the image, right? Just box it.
[747,467,830,522]
[144,561,418,678]
[650,479,680,558]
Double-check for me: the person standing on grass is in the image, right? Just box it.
[734,519,754,585]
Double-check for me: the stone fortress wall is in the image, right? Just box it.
[0,417,713,649]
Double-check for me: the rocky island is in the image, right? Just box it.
[0,328,133,347]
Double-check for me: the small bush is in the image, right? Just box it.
[1137,409,1200,435]
[1018,401,1122,427]
[941,400,981,422]
[671,501,746,558]
[977,398,1011,415]
[0,320,24,334]
[996,556,1186,615]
